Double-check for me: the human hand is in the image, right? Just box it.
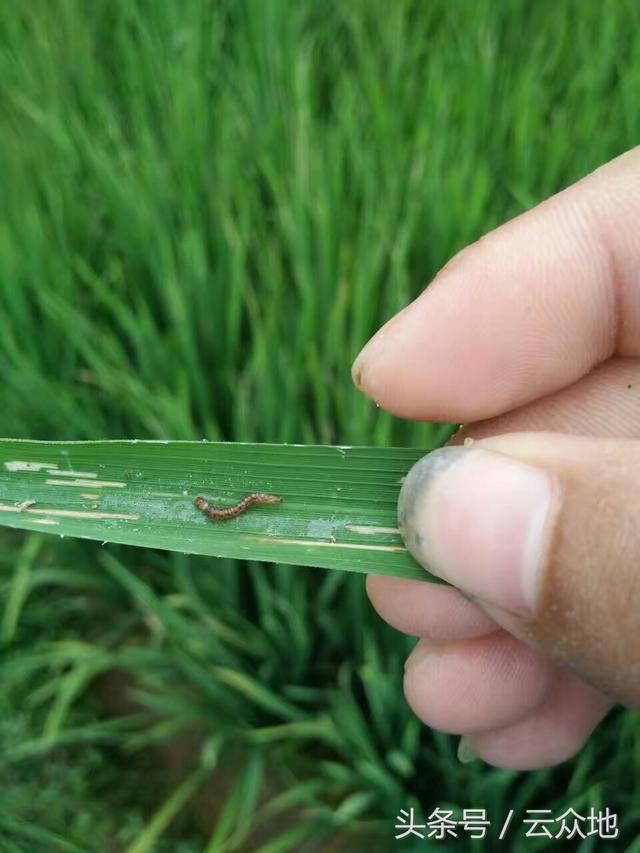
[353,147,640,770]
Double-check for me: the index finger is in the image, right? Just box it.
[352,147,640,422]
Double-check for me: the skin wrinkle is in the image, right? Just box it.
[567,152,640,346]
[471,670,611,769]
[404,632,553,735]
[534,466,640,706]
[366,575,498,641]
[524,196,604,371]
[588,153,640,354]
[479,187,613,376]
[474,434,640,709]
[580,184,624,358]
[453,358,640,442]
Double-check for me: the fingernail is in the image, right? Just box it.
[404,639,440,672]
[351,335,380,391]
[457,735,478,764]
[398,447,558,617]
[351,353,366,390]
[351,308,410,391]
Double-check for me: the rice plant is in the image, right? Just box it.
[2,0,640,849]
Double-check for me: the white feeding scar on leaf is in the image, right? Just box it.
[45,479,126,488]
[45,469,98,479]
[250,535,407,553]
[0,502,138,521]
[151,491,189,498]
[5,461,58,472]
[345,524,400,535]
[307,519,336,538]
[15,500,36,511]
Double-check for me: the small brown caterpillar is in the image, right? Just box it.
[195,493,282,521]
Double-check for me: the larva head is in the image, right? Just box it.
[194,497,209,511]
[256,493,282,504]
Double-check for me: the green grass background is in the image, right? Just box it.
[1,0,640,849]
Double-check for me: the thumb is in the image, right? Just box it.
[399,432,640,709]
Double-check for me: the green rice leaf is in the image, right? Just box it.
[125,766,214,853]
[0,439,439,582]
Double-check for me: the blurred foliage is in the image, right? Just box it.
[1,0,640,849]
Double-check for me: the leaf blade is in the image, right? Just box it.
[0,439,439,581]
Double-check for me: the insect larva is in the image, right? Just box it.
[195,493,282,522]
[15,500,36,512]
